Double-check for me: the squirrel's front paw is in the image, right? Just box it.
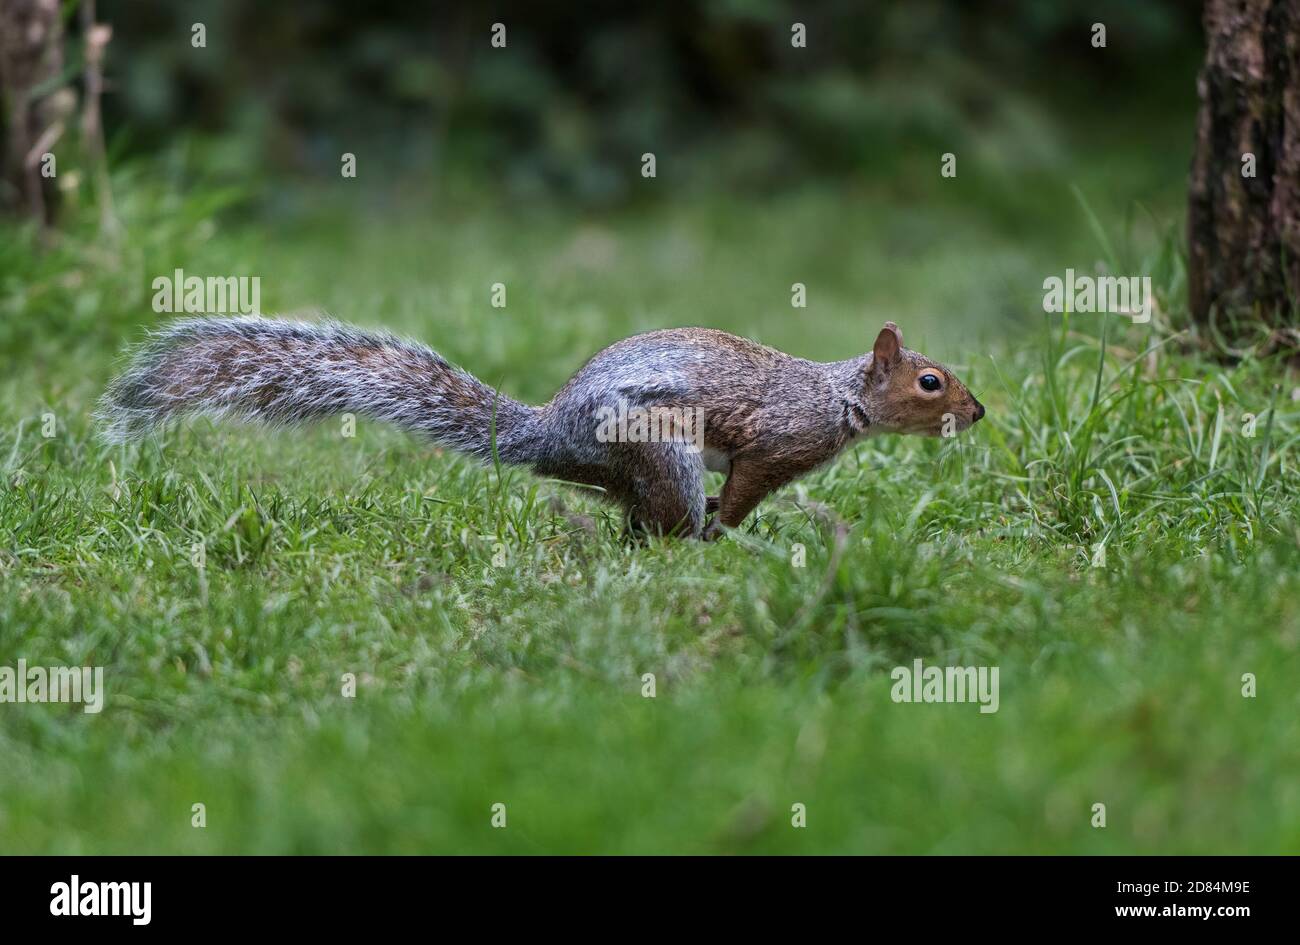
[701,519,727,542]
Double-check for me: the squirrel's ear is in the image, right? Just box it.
[872,322,903,367]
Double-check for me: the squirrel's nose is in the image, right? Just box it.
[973,400,985,422]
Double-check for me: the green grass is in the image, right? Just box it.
[1,157,1298,853]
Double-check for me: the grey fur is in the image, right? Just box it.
[98,316,983,538]
[97,316,544,464]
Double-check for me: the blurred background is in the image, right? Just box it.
[11,3,1300,859]
[3,0,1203,401]
[89,0,1199,199]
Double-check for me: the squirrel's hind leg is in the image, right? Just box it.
[616,442,706,539]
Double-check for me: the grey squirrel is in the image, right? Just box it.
[99,316,984,539]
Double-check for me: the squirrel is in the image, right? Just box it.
[98,316,984,539]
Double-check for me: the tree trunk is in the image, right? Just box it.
[0,0,65,225]
[1188,0,1300,347]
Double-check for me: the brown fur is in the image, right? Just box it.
[100,316,983,540]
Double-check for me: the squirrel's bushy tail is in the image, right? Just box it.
[97,316,544,464]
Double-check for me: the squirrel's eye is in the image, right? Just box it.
[919,373,942,392]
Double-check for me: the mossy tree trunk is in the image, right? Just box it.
[1188,0,1300,347]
